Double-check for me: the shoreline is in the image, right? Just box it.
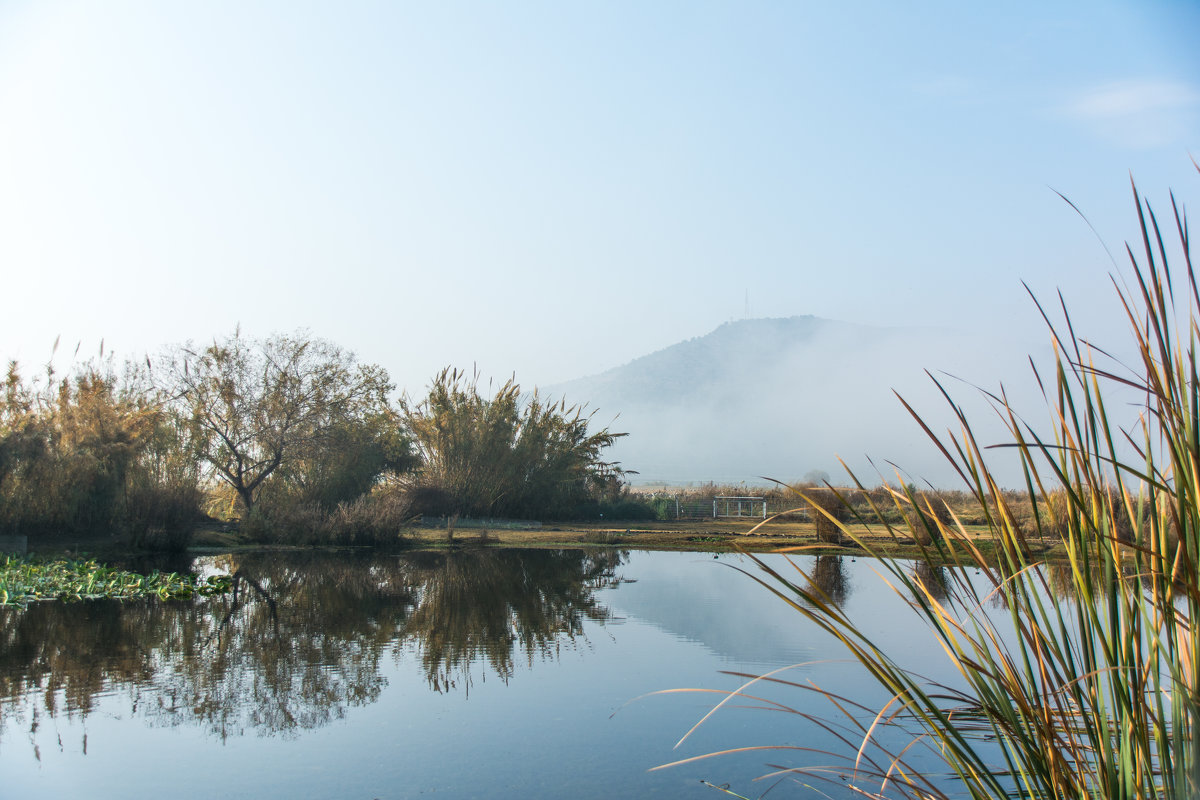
[190,518,1044,558]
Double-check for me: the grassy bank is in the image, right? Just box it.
[188,517,1044,557]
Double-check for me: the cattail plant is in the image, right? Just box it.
[665,173,1200,799]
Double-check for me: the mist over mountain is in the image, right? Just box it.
[547,316,1048,489]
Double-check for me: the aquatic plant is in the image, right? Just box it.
[665,173,1200,798]
[0,554,230,605]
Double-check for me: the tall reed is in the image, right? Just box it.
[401,367,627,520]
[666,174,1199,798]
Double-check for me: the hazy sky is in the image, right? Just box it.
[0,0,1196,401]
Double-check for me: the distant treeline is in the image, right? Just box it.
[0,331,646,550]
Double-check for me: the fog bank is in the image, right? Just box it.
[549,316,1075,489]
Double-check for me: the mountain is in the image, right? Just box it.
[547,316,1039,488]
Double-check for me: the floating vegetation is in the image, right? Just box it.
[0,554,232,606]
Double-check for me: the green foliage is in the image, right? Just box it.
[676,175,1200,798]
[648,496,677,520]
[259,410,416,513]
[0,554,228,605]
[402,367,628,520]
[569,497,657,521]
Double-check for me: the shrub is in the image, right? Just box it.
[569,497,657,521]
[242,487,414,547]
[803,487,846,544]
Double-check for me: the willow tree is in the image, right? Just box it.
[401,368,626,520]
[166,330,396,515]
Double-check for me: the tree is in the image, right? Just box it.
[270,408,416,510]
[401,368,626,520]
[166,330,399,515]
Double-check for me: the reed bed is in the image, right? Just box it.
[665,174,1200,798]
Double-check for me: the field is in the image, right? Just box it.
[182,483,1065,556]
[404,518,1047,554]
[186,513,1040,557]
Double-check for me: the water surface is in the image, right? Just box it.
[0,548,983,798]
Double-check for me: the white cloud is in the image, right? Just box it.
[1064,79,1199,149]
[1069,79,1199,118]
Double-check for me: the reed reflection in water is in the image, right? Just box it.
[400,548,624,692]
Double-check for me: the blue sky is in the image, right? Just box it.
[0,0,1196,401]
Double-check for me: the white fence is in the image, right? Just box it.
[646,494,777,520]
[713,496,767,518]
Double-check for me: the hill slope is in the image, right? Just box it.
[547,316,1036,488]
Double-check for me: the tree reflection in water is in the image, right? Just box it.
[400,548,624,692]
[912,560,949,601]
[806,555,848,607]
[803,557,955,609]
[0,548,625,746]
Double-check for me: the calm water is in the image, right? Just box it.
[0,548,990,799]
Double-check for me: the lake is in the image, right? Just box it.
[0,548,992,799]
